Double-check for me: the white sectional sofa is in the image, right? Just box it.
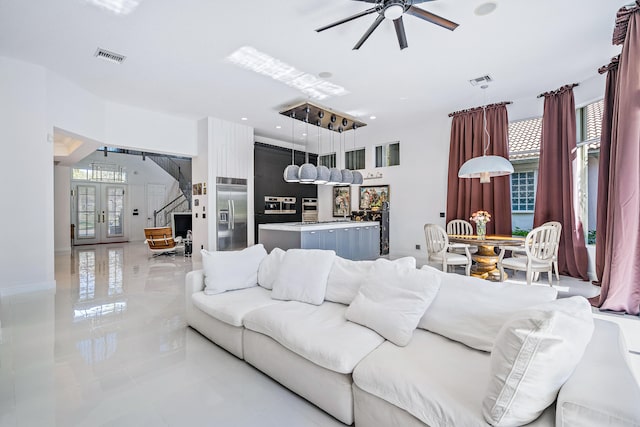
[185,245,640,427]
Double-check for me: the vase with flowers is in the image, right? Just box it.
[470,210,491,240]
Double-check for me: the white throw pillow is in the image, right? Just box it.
[483,296,594,427]
[258,247,286,290]
[418,265,558,352]
[345,259,441,346]
[271,249,336,305]
[325,256,416,305]
[201,244,267,295]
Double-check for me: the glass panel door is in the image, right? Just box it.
[73,183,127,244]
[106,186,125,238]
[77,185,97,241]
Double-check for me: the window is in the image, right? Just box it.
[72,163,127,183]
[511,171,536,212]
[375,142,400,167]
[319,153,336,168]
[345,148,365,170]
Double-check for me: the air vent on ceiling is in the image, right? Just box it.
[94,48,126,64]
[469,75,493,86]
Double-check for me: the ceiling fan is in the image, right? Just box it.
[316,0,459,50]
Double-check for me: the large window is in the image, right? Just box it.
[375,142,400,167]
[345,148,365,170]
[73,163,127,183]
[511,171,536,212]
[319,153,336,168]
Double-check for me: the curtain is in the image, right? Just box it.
[446,103,512,236]
[597,2,640,315]
[594,56,619,285]
[533,85,589,280]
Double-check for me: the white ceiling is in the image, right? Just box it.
[0,0,627,142]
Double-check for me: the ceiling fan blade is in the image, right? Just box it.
[316,7,378,32]
[406,6,459,31]
[353,14,385,50]
[393,17,408,50]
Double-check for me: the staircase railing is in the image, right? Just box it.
[154,194,190,227]
[148,154,192,207]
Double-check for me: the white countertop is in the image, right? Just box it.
[259,221,379,232]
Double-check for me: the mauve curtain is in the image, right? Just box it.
[597,3,640,315]
[447,103,512,236]
[594,57,619,285]
[533,85,589,280]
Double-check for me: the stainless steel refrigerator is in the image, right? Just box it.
[216,177,247,251]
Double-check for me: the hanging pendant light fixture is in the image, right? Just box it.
[458,86,513,183]
[283,112,300,182]
[350,124,364,185]
[314,116,330,184]
[326,123,342,185]
[339,127,353,184]
[298,107,318,184]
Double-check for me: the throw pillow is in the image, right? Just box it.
[201,244,267,295]
[258,247,286,290]
[271,249,336,305]
[418,265,558,352]
[325,256,417,305]
[345,259,441,346]
[482,296,594,427]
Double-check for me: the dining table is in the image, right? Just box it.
[448,234,526,281]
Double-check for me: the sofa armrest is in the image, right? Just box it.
[185,269,205,313]
[556,319,640,427]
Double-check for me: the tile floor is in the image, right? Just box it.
[1,243,638,426]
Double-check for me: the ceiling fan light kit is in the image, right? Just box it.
[316,0,459,50]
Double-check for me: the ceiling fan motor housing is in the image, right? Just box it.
[381,0,408,20]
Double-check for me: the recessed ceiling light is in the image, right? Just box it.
[276,125,282,129]
[369,116,377,120]
[475,2,497,16]
[302,133,307,136]
[241,117,248,121]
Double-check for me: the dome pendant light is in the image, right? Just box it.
[326,126,342,185]
[458,86,513,183]
[314,118,330,184]
[283,112,300,182]
[298,107,317,184]
[339,128,353,184]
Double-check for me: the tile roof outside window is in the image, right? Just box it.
[507,99,604,160]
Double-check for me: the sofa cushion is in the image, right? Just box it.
[243,301,385,374]
[258,247,286,290]
[418,265,558,352]
[191,286,282,327]
[201,244,267,295]
[325,256,416,305]
[483,297,594,427]
[271,249,336,305]
[346,259,441,346]
[353,329,492,426]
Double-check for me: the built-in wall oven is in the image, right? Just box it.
[302,198,318,223]
[264,196,297,214]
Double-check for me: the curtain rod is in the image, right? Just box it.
[537,83,579,98]
[448,101,512,118]
[599,55,621,74]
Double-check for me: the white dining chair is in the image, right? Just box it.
[501,221,562,280]
[497,225,558,285]
[424,224,472,276]
[446,219,478,255]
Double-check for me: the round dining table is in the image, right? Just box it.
[448,234,525,281]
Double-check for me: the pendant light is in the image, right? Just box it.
[326,124,342,185]
[458,86,513,183]
[283,112,300,182]
[350,124,364,185]
[339,127,353,184]
[298,107,317,183]
[314,116,330,184]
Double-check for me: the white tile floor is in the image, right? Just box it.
[1,243,638,426]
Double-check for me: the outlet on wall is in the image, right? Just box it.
[439,212,445,218]
[415,244,421,250]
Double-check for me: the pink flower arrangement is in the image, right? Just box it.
[470,210,491,225]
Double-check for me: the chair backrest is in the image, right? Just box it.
[144,227,176,250]
[542,221,562,249]
[525,225,558,262]
[424,224,449,256]
[446,219,473,236]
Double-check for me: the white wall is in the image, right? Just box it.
[0,57,54,295]
[54,166,72,252]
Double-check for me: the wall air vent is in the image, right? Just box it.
[94,48,126,64]
[469,75,493,86]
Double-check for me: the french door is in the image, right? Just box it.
[73,183,127,245]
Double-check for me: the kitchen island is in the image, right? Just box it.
[258,221,380,260]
